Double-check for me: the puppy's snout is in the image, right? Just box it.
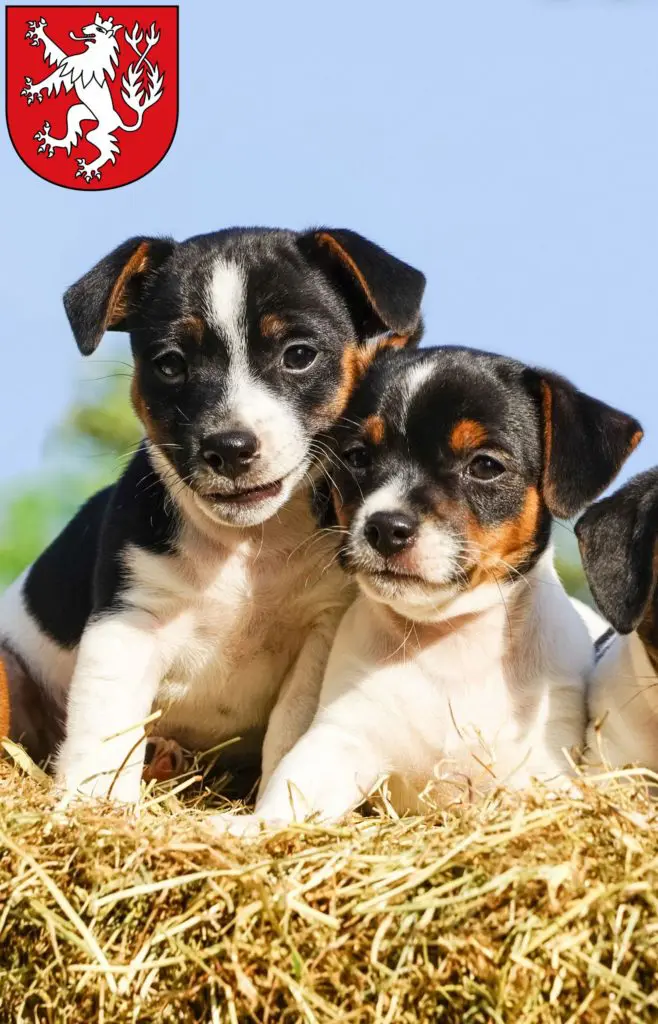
[364,511,417,557]
[200,429,260,478]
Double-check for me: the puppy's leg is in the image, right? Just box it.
[209,722,383,836]
[257,610,342,799]
[56,611,163,803]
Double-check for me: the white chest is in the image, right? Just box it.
[125,536,347,749]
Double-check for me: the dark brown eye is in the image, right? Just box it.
[282,344,318,372]
[466,454,506,481]
[343,445,371,471]
[153,351,186,383]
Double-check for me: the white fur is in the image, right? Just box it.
[2,483,351,802]
[210,547,592,835]
[586,633,658,771]
[196,259,311,527]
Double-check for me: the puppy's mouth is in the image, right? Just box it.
[203,479,284,505]
[368,568,428,586]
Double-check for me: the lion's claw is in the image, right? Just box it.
[25,18,47,45]
[34,123,55,158]
[75,158,102,182]
[21,76,39,105]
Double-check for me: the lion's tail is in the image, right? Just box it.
[118,111,144,133]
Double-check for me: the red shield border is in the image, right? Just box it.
[5,6,179,191]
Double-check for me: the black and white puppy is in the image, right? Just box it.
[0,227,425,802]
[576,468,658,771]
[211,346,641,832]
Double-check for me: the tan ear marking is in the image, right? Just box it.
[540,381,556,506]
[317,232,377,310]
[629,428,644,457]
[106,241,151,331]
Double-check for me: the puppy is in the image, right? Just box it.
[211,346,641,832]
[576,467,658,771]
[0,227,425,802]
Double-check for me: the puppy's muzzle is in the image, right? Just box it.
[200,429,260,480]
[363,510,418,558]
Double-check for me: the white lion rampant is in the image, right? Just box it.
[20,12,164,182]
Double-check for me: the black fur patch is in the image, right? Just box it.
[576,467,658,634]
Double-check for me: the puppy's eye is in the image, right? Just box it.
[343,445,371,471]
[466,454,506,481]
[282,344,318,372]
[153,351,186,383]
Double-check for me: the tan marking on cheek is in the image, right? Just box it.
[106,241,150,329]
[363,414,385,445]
[449,419,488,453]
[260,313,287,339]
[131,373,164,446]
[466,486,541,587]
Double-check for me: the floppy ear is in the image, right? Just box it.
[525,369,643,519]
[63,236,175,355]
[576,469,658,633]
[298,228,425,344]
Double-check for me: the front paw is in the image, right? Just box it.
[206,812,283,839]
[56,756,143,805]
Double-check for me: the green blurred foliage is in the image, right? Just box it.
[0,354,590,599]
[0,355,140,588]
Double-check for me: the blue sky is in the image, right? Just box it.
[1,0,657,491]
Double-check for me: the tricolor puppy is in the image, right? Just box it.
[212,347,641,833]
[0,227,425,802]
[576,468,658,771]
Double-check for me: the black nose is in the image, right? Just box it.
[200,430,259,478]
[364,511,417,557]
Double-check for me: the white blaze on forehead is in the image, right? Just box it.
[200,256,307,485]
[389,359,437,431]
[205,257,252,406]
[205,258,247,360]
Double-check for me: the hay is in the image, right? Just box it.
[1,752,658,1023]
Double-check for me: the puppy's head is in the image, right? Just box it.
[63,228,425,527]
[321,347,642,621]
[576,468,658,640]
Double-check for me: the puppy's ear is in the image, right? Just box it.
[525,369,643,519]
[63,236,175,355]
[576,469,658,633]
[298,228,425,344]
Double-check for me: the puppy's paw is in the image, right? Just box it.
[143,737,185,783]
[206,812,282,839]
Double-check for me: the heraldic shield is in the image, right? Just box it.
[6,6,178,190]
